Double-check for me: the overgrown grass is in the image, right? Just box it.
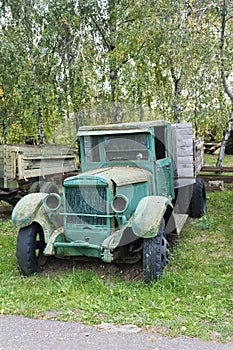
[0,156,232,342]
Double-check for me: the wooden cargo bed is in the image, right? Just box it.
[172,123,204,188]
[0,144,78,188]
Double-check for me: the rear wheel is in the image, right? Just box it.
[16,222,47,276]
[143,219,169,283]
[190,178,206,218]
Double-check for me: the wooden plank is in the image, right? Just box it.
[0,146,17,184]
[175,149,193,159]
[173,122,192,129]
[176,156,193,164]
[22,155,76,160]
[1,146,20,183]
[23,165,77,178]
[195,160,203,175]
[175,126,193,133]
[21,157,77,179]
[195,138,204,149]
[22,158,76,170]
[176,145,193,157]
[17,153,24,180]
[175,139,193,148]
[2,144,75,155]
[201,166,233,172]
[176,169,193,178]
[199,174,233,183]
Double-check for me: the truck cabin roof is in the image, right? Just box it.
[77,120,169,136]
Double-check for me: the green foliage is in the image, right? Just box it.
[0,1,232,141]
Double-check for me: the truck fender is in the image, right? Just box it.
[11,193,62,243]
[12,193,48,227]
[131,196,174,238]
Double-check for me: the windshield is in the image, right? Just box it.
[104,133,148,161]
[83,132,149,162]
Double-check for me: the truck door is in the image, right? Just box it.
[154,126,174,198]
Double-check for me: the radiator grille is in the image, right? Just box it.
[65,185,107,225]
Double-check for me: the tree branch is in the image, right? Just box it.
[90,14,111,50]
[117,40,146,70]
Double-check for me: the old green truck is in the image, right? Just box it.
[12,120,206,282]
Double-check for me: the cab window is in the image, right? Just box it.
[154,126,167,159]
[104,133,148,161]
[83,136,100,162]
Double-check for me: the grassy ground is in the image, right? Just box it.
[204,153,233,167]
[0,155,232,343]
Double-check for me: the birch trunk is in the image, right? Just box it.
[216,0,233,167]
[216,109,233,167]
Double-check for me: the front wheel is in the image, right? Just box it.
[143,219,169,283]
[16,223,47,276]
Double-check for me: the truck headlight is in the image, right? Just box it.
[111,194,128,213]
[44,193,61,211]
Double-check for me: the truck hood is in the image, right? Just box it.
[64,166,151,186]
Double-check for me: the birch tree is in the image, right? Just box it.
[216,0,233,166]
[0,0,231,143]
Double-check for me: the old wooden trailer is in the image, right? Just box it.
[0,144,78,205]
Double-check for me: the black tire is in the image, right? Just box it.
[190,178,206,218]
[143,219,169,283]
[40,182,59,194]
[16,222,47,276]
